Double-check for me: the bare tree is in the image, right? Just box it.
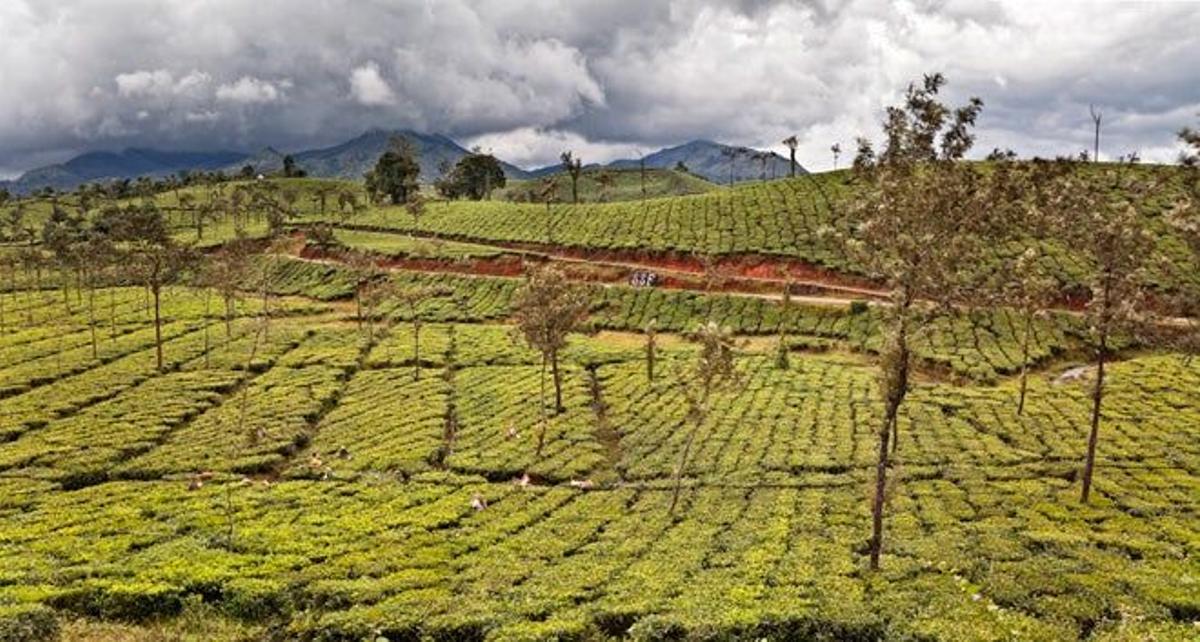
[1089,105,1103,163]
[668,321,739,514]
[344,251,382,333]
[782,136,799,178]
[393,284,451,381]
[538,178,559,244]
[511,265,591,455]
[560,151,583,204]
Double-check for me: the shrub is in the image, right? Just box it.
[0,604,59,642]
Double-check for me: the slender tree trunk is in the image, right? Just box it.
[871,305,910,570]
[224,295,234,337]
[203,288,212,369]
[551,350,563,414]
[537,354,548,458]
[1080,335,1108,503]
[646,337,655,382]
[152,281,164,372]
[109,284,116,339]
[261,282,271,341]
[868,401,896,571]
[1017,311,1033,416]
[670,389,710,515]
[87,276,97,360]
[355,289,363,332]
[413,318,421,381]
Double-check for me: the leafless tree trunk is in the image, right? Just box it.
[1017,311,1033,415]
[1080,332,1107,503]
[152,281,163,372]
[537,354,548,458]
[550,348,563,414]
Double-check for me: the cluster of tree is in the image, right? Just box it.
[827,73,1200,570]
[434,152,506,200]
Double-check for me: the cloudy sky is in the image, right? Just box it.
[1,0,1198,178]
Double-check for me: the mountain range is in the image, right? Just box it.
[0,131,805,195]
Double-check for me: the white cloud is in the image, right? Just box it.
[114,69,211,99]
[466,127,640,169]
[115,69,175,97]
[349,62,395,106]
[215,76,286,104]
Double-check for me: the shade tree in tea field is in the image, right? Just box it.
[1046,160,1159,503]
[839,72,992,570]
[511,264,591,456]
[668,320,739,515]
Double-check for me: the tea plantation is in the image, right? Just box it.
[0,279,1196,641]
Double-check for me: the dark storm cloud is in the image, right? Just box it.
[1,0,1198,177]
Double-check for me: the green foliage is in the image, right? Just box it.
[365,137,420,205]
[435,153,506,201]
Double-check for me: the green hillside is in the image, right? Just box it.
[494,166,719,202]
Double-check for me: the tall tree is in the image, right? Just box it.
[344,251,382,333]
[366,136,421,204]
[840,73,988,570]
[511,265,591,455]
[207,237,256,337]
[99,203,195,371]
[560,151,583,204]
[981,157,1067,415]
[1051,160,1159,503]
[782,136,799,178]
[40,205,85,313]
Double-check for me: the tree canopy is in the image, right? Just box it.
[365,137,420,204]
[435,153,506,200]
